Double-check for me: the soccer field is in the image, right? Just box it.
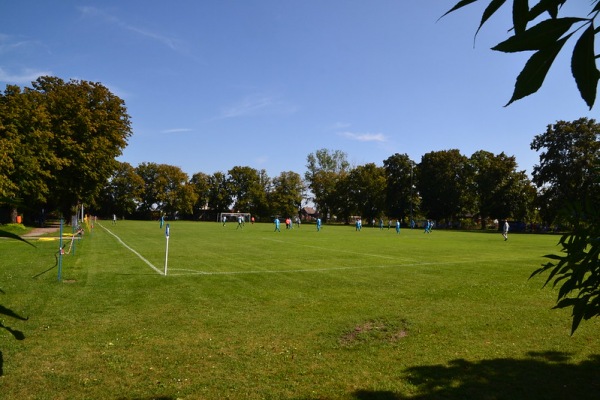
[1,221,598,399]
[95,220,549,276]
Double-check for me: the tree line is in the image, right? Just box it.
[95,118,598,229]
[1,78,598,230]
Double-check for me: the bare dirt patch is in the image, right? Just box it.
[22,227,60,237]
[339,317,410,347]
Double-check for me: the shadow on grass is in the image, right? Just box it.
[0,305,27,377]
[352,351,600,400]
[117,397,175,400]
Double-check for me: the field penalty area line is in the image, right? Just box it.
[97,223,164,275]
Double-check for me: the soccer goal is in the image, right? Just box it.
[217,212,252,223]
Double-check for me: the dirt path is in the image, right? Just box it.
[22,227,60,237]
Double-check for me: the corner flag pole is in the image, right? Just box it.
[164,223,170,276]
[58,218,63,281]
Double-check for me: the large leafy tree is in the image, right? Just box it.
[269,171,304,217]
[207,171,233,213]
[417,149,470,223]
[98,162,144,219]
[0,85,55,221]
[29,76,132,216]
[227,166,271,217]
[252,169,272,219]
[504,169,538,223]
[135,163,197,218]
[443,0,600,108]
[530,118,600,225]
[135,162,161,216]
[151,164,196,218]
[383,153,418,222]
[305,149,350,221]
[468,150,535,226]
[0,136,15,198]
[190,172,211,218]
[344,163,387,223]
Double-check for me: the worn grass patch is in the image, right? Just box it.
[339,317,410,347]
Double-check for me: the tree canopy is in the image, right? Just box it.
[0,77,132,219]
[531,118,600,224]
[418,149,469,223]
[383,153,418,222]
[304,149,350,221]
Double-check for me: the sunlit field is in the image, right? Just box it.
[1,220,598,399]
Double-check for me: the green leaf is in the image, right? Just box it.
[505,35,571,106]
[439,0,481,20]
[475,0,507,38]
[492,18,584,52]
[529,0,567,20]
[513,0,530,35]
[571,24,599,109]
[568,297,589,335]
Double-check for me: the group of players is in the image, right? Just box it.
[221,215,510,240]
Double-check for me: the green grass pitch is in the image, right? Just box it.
[1,220,598,399]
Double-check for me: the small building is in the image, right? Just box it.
[300,207,317,221]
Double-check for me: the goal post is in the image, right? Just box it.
[217,212,252,223]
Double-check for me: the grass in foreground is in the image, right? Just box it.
[1,220,598,399]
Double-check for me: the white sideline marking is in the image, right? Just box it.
[166,261,453,277]
[98,223,163,275]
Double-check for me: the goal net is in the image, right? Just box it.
[217,212,252,223]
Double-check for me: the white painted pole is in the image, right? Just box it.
[164,223,170,276]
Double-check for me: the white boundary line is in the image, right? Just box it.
[97,222,164,275]
[166,261,462,277]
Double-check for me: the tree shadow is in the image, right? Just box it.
[116,397,176,400]
[0,304,27,377]
[352,351,600,399]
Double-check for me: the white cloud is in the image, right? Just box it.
[0,67,52,84]
[220,95,274,118]
[0,34,47,55]
[339,131,387,142]
[161,128,193,134]
[78,6,179,51]
[331,121,351,130]
[254,156,268,165]
[218,93,296,119]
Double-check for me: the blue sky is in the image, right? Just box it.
[1,1,594,179]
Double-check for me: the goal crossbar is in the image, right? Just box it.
[217,212,252,222]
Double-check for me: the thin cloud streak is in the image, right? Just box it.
[339,131,387,143]
[0,37,39,54]
[161,128,193,134]
[331,121,351,130]
[78,6,179,51]
[0,67,52,84]
[217,94,296,119]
